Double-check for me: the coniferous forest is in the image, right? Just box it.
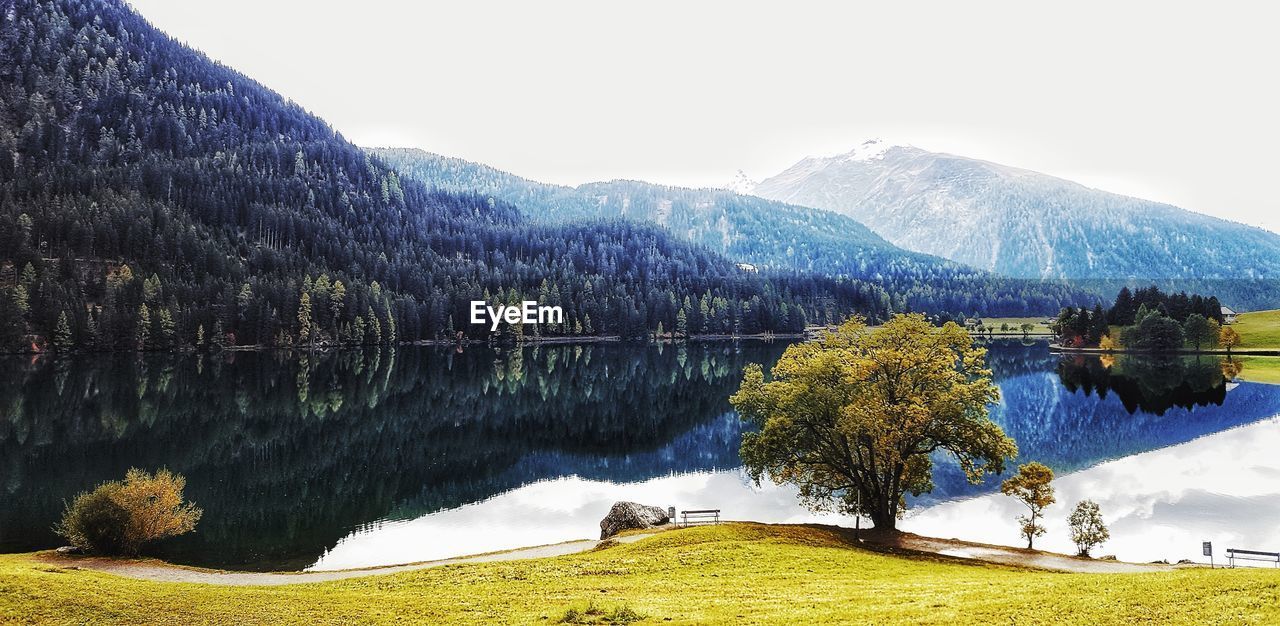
[0,0,904,351]
[0,0,1097,353]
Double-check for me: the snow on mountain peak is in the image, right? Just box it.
[840,138,893,162]
[724,169,757,194]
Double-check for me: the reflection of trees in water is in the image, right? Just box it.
[1057,354,1227,415]
[919,345,1280,506]
[0,342,788,570]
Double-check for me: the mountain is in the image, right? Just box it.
[724,170,756,195]
[371,148,1087,317]
[0,0,888,350]
[752,139,1280,308]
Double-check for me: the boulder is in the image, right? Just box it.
[599,501,669,539]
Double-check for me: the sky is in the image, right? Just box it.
[126,0,1280,233]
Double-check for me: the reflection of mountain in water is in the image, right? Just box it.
[5,340,1278,570]
[0,342,785,570]
[922,343,1280,505]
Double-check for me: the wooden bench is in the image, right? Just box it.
[1227,548,1280,568]
[679,509,720,527]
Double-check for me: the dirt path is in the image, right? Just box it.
[38,532,658,587]
[38,525,1175,586]
[864,531,1174,573]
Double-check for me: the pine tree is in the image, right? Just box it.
[137,304,152,350]
[330,280,346,325]
[297,292,313,346]
[19,263,36,289]
[53,311,74,351]
[383,299,397,344]
[12,284,29,315]
[158,308,176,348]
[675,308,688,337]
[142,274,162,303]
[237,283,253,316]
[353,315,367,345]
[368,307,382,344]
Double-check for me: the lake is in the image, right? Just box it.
[2,341,1279,570]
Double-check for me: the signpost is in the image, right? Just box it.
[1203,541,1213,568]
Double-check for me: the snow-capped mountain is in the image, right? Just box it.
[368,147,1091,316]
[752,142,1280,286]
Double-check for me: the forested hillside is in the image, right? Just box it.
[371,148,1088,318]
[751,140,1280,310]
[0,0,891,351]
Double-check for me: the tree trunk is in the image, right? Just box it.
[870,497,897,531]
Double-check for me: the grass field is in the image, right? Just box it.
[3,524,1278,625]
[1234,310,1280,350]
[975,317,1054,335]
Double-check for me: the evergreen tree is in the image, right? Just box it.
[297,293,313,346]
[137,304,152,350]
[53,311,74,351]
[383,300,397,345]
[158,308,176,349]
[330,281,346,326]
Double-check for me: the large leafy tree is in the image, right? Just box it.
[1122,309,1186,352]
[1182,313,1219,352]
[730,314,1015,531]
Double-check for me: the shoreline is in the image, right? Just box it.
[1049,344,1280,357]
[0,332,806,356]
[31,523,1175,586]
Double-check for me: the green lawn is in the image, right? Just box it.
[1234,310,1280,350]
[975,317,1053,334]
[3,524,1278,625]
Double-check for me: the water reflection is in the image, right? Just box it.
[905,417,1280,564]
[3,341,1279,570]
[0,342,783,570]
[924,347,1280,504]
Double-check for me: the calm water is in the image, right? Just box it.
[2,341,1278,570]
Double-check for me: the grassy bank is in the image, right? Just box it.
[973,317,1054,335]
[1222,310,1280,384]
[1235,310,1280,350]
[3,524,1278,625]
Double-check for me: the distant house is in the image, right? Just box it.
[1221,306,1237,325]
[735,262,758,273]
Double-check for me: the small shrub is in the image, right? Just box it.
[557,600,645,625]
[56,468,202,555]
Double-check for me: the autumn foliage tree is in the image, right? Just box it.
[1001,461,1056,549]
[1219,326,1241,354]
[56,468,202,556]
[731,314,1016,531]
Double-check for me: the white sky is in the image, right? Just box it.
[127,0,1280,233]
